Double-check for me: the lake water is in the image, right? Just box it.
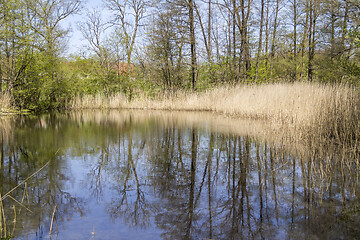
[0,110,359,239]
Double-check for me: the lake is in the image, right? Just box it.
[0,110,359,239]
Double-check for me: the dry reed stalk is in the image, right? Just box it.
[49,205,57,236]
[0,194,6,239]
[11,206,16,237]
[7,196,32,213]
[91,225,95,239]
[19,182,31,214]
[0,196,3,238]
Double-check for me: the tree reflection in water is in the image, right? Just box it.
[0,111,359,239]
[0,115,86,239]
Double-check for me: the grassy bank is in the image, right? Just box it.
[69,82,360,148]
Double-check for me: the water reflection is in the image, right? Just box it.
[0,110,359,239]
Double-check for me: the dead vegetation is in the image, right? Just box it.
[69,82,360,149]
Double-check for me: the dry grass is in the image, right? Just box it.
[69,82,360,148]
[70,93,128,109]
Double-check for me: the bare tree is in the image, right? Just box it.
[79,9,114,96]
[104,0,147,68]
[26,0,81,53]
[79,9,110,66]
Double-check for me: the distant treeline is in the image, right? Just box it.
[0,0,359,111]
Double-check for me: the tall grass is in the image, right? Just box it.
[69,93,128,109]
[70,82,360,148]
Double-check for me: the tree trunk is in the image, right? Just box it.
[236,0,251,81]
[330,2,336,56]
[233,0,237,82]
[301,0,310,78]
[308,0,314,82]
[255,0,265,83]
[208,0,214,84]
[293,0,298,81]
[265,0,270,70]
[270,0,280,75]
[228,9,232,81]
[208,0,212,62]
[341,0,349,51]
[188,0,197,91]
[244,0,252,74]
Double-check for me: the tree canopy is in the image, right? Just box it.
[1,0,359,111]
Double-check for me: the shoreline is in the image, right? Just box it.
[2,82,360,150]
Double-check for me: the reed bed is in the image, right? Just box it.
[69,82,360,148]
[69,93,128,109]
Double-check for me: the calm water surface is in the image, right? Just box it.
[0,110,359,239]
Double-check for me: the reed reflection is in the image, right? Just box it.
[94,118,360,239]
[0,115,86,239]
[0,111,359,239]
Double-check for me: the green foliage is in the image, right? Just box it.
[61,56,142,101]
[0,0,81,111]
[196,63,213,91]
[316,54,360,85]
[248,60,272,83]
[348,28,360,48]
[63,57,100,95]
[10,54,41,110]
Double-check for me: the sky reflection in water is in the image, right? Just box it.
[0,110,359,239]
